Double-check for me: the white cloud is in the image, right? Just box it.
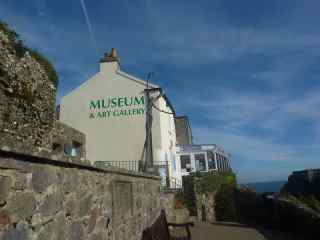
[193,126,320,182]
[183,84,320,182]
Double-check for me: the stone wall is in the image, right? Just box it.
[0,150,161,240]
[0,29,56,152]
[0,27,87,163]
[160,192,189,223]
[52,121,86,161]
[196,192,216,223]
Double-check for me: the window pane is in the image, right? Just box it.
[207,151,216,169]
[172,153,176,171]
[195,154,206,171]
[180,155,191,169]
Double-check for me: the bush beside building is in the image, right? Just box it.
[181,172,237,222]
[181,170,320,239]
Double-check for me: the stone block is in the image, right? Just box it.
[0,158,31,172]
[79,193,93,217]
[0,210,11,231]
[0,176,11,206]
[2,221,31,240]
[38,190,63,216]
[112,181,133,225]
[32,166,58,193]
[88,232,104,240]
[64,193,79,219]
[5,192,36,222]
[135,197,142,209]
[88,207,102,233]
[68,221,84,240]
[36,221,54,240]
[13,173,28,190]
[62,169,78,194]
[53,213,67,240]
[36,212,67,240]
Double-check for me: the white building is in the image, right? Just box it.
[176,144,231,177]
[59,49,181,187]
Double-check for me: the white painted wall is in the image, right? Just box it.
[155,97,181,187]
[60,61,177,172]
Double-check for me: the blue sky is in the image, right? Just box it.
[1,0,320,183]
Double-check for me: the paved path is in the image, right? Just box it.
[172,222,302,240]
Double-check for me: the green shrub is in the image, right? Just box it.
[182,172,237,218]
[194,172,237,221]
[29,50,58,88]
[182,175,198,216]
[0,21,27,58]
[215,183,237,221]
[0,21,19,43]
[195,172,236,193]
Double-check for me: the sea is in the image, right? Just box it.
[240,180,287,193]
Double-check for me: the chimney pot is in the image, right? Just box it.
[110,48,117,58]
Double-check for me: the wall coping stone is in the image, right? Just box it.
[0,148,160,180]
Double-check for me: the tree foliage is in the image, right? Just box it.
[215,183,237,221]
[194,172,237,193]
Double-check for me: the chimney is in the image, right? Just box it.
[99,48,120,73]
[100,48,120,64]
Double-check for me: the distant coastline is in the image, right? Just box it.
[241,180,287,193]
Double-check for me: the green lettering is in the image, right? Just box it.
[111,98,117,107]
[139,108,145,115]
[101,99,110,108]
[134,96,145,105]
[90,100,101,110]
[113,110,119,116]
[118,98,125,107]
[125,97,133,106]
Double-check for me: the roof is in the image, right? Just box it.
[162,94,176,115]
[177,144,231,157]
[116,69,159,88]
[175,116,193,145]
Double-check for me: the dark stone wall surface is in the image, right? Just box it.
[0,151,161,240]
[281,169,320,200]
